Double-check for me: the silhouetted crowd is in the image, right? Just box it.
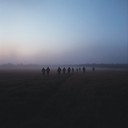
[41,67,50,76]
[41,66,95,76]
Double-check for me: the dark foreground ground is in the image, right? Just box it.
[0,70,128,128]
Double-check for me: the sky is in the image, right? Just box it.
[0,0,128,64]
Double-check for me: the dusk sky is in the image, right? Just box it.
[0,0,128,64]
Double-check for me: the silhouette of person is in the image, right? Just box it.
[79,68,81,72]
[42,67,45,75]
[57,67,61,75]
[63,67,66,74]
[72,68,74,73]
[46,67,50,76]
[76,68,78,72]
[82,67,86,73]
[92,67,95,72]
[68,67,71,74]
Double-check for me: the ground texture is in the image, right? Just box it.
[0,70,128,128]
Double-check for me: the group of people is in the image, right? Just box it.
[41,66,94,76]
[41,67,50,76]
[57,67,75,75]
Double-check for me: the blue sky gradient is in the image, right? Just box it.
[0,0,128,64]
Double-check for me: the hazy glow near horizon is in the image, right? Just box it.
[0,0,128,64]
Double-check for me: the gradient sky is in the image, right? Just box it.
[0,0,128,64]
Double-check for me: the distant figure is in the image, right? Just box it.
[72,68,74,73]
[67,67,71,74]
[42,67,45,75]
[63,67,66,74]
[92,67,95,72]
[57,67,61,75]
[82,67,86,73]
[46,67,50,76]
[76,68,78,72]
[79,68,81,72]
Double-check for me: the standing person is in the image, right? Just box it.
[42,67,45,75]
[68,67,71,74]
[57,67,61,75]
[46,67,50,76]
[63,67,66,74]
[76,68,78,72]
[92,67,95,72]
[72,68,74,73]
[82,67,86,73]
[79,68,81,72]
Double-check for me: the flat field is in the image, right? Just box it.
[0,70,128,128]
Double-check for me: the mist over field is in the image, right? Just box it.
[0,63,128,71]
[0,0,128,128]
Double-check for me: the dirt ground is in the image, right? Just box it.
[0,70,128,128]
